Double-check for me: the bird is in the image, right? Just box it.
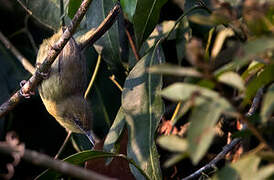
[36,29,96,146]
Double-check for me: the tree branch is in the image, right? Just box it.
[0,143,114,180]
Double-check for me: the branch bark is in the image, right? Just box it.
[0,143,114,180]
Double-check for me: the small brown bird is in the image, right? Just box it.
[36,29,96,146]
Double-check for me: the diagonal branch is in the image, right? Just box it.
[0,31,35,75]
[0,0,120,118]
[0,143,114,180]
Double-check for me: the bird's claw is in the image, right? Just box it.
[19,80,35,98]
[35,63,50,79]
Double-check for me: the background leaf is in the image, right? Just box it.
[120,0,137,22]
[261,83,274,123]
[187,100,223,164]
[83,0,123,71]
[21,0,71,30]
[133,0,168,49]
[157,135,188,152]
[122,43,165,180]
[218,71,245,91]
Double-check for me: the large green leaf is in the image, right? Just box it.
[122,43,165,180]
[261,83,274,123]
[133,0,168,50]
[36,150,148,180]
[20,0,71,30]
[84,0,122,70]
[187,100,223,164]
[103,107,126,163]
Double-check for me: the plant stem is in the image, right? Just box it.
[84,55,102,98]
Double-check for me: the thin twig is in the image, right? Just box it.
[0,0,118,118]
[109,75,123,91]
[182,138,242,180]
[79,3,121,50]
[54,131,72,159]
[84,55,102,98]
[125,29,140,61]
[0,143,114,180]
[0,31,35,75]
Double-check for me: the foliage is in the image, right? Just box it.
[0,0,274,179]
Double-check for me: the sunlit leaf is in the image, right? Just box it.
[187,100,223,164]
[133,0,168,49]
[218,71,245,91]
[241,61,265,82]
[157,135,188,152]
[160,83,235,115]
[261,83,274,123]
[148,64,202,77]
[122,43,165,180]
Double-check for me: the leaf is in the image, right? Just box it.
[243,65,274,105]
[241,61,265,82]
[83,0,122,71]
[103,107,126,163]
[187,100,223,164]
[148,64,202,77]
[133,0,168,49]
[36,150,148,180]
[163,153,188,168]
[218,71,245,91]
[160,83,235,115]
[231,155,263,180]
[21,0,71,30]
[120,0,137,22]
[213,155,274,180]
[261,83,274,123]
[122,43,165,180]
[212,165,239,180]
[67,0,82,19]
[214,37,274,76]
[157,135,188,152]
